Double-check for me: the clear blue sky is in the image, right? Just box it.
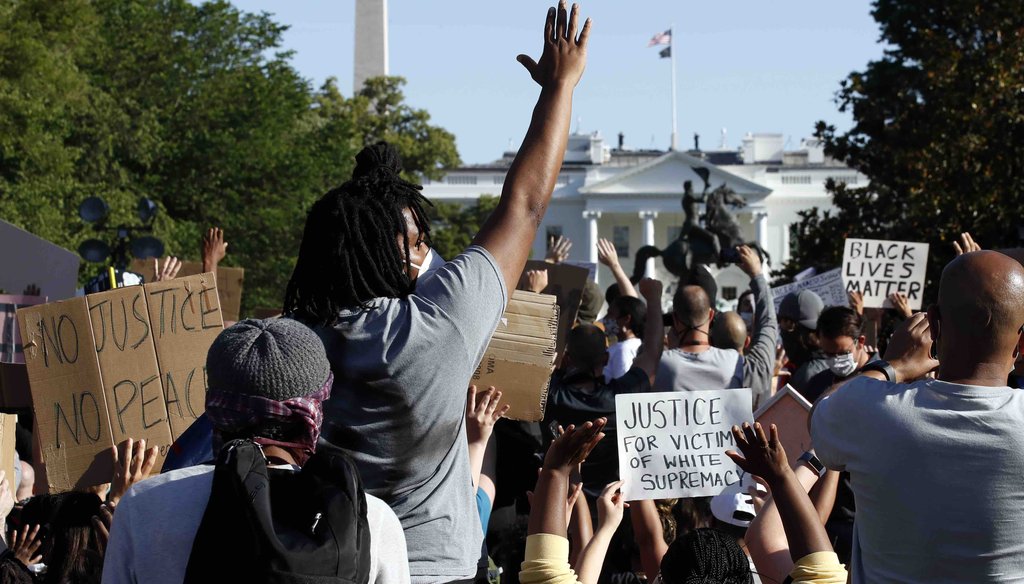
[230,1,884,164]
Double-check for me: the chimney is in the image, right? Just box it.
[617,132,624,150]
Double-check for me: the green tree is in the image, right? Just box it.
[783,0,1024,298]
[428,195,499,261]
[0,0,460,313]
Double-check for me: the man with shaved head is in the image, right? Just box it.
[811,249,1024,583]
[656,246,772,393]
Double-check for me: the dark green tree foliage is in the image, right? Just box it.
[782,0,1024,299]
[0,0,459,312]
[429,195,499,262]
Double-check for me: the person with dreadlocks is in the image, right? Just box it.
[283,3,592,582]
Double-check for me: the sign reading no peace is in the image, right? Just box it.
[615,389,754,500]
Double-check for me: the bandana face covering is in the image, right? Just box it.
[207,372,333,466]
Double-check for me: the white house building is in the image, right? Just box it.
[421,132,865,304]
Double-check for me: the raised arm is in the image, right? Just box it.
[736,245,778,406]
[597,238,637,298]
[632,278,664,384]
[473,1,591,291]
[728,423,838,572]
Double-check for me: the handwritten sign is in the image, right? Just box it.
[615,389,754,500]
[770,268,849,312]
[17,273,223,491]
[843,238,929,310]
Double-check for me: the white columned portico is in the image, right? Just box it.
[639,211,658,278]
[584,210,602,282]
[754,211,769,252]
[782,223,791,264]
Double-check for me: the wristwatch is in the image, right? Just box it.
[860,359,897,382]
[798,451,827,477]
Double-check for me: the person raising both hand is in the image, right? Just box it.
[282,3,591,581]
[810,250,1024,583]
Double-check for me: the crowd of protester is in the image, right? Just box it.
[2,3,1024,583]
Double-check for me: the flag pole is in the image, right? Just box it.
[670,24,678,151]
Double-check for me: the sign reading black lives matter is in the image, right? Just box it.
[615,389,754,500]
[843,238,929,310]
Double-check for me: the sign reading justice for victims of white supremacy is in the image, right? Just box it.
[615,389,754,501]
[842,238,929,310]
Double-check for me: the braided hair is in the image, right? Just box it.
[659,528,753,584]
[284,142,433,324]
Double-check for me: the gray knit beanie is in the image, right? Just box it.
[206,318,331,401]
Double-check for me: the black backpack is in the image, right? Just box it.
[183,439,371,584]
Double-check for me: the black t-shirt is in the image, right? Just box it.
[800,368,839,403]
[542,367,650,498]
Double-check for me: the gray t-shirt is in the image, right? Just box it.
[654,346,745,392]
[812,377,1024,583]
[315,246,507,582]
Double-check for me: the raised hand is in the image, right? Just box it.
[543,418,606,472]
[524,269,549,293]
[154,256,182,282]
[725,422,790,487]
[883,312,940,382]
[596,480,628,530]
[517,1,591,89]
[466,385,509,446]
[597,238,620,268]
[545,234,573,264]
[9,524,42,565]
[109,438,160,504]
[202,227,229,271]
[735,245,762,278]
[888,292,913,319]
[638,277,662,303]
[849,290,864,316]
[952,232,981,256]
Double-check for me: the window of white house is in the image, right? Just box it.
[447,175,477,185]
[545,225,563,243]
[613,226,630,257]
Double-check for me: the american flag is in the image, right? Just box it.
[648,29,671,47]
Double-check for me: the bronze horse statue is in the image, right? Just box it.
[631,167,770,287]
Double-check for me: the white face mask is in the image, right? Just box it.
[409,247,445,285]
[827,351,858,377]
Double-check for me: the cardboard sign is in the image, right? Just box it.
[770,268,849,312]
[0,414,16,499]
[616,389,754,500]
[522,261,589,357]
[0,295,46,364]
[142,274,223,438]
[753,385,812,466]
[18,297,116,491]
[130,260,244,322]
[16,272,223,491]
[842,238,929,310]
[564,261,598,282]
[87,287,173,449]
[472,290,559,422]
[0,220,80,302]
